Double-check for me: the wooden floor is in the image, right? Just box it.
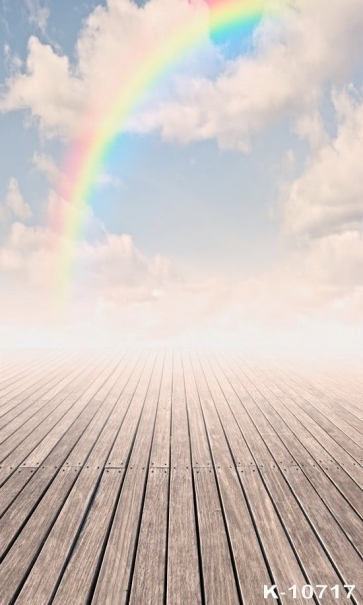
[0,349,362,605]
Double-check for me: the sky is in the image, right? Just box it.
[0,0,363,359]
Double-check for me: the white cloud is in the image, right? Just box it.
[1,0,362,148]
[95,171,123,189]
[32,151,60,182]
[0,0,362,357]
[282,89,363,238]
[25,0,50,35]
[302,230,363,291]
[0,178,32,222]
[138,0,363,149]
[0,36,84,138]
[0,198,174,298]
[0,0,217,139]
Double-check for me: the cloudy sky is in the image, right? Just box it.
[0,0,363,357]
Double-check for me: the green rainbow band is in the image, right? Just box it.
[57,0,281,301]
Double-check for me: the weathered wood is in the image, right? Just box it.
[280,465,363,602]
[200,354,312,605]
[0,355,107,470]
[262,365,363,466]
[284,366,363,427]
[0,351,61,395]
[193,467,240,605]
[149,350,172,468]
[11,355,150,605]
[14,467,105,605]
[223,354,363,558]
[92,356,164,604]
[104,351,157,468]
[260,465,353,604]
[0,467,35,517]
[1,349,362,605]
[0,352,80,428]
[170,350,191,469]
[267,364,363,456]
[182,351,212,468]
[64,351,141,468]
[0,351,63,396]
[92,467,148,605]
[21,355,119,468]
[233,357,363,516]
[52,468,124,605]
[238,358,363,486]
[0,467,80,604]
[0,355,88,441]
[128,467,169,605]
[0,465,59,557]
[167,468,202,605]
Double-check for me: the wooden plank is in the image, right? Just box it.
[46,351,134,469]
[12,355,161,604]
[14,467,104,605]
[166,351,202,604]
[84,352,153,470]
[223,355,363,556]
[92,468,147,605]
[0,354,89,441]
[170,350,191,469]
[0,467,80,605]
[193,468,240,605]
[280,465,363,602]
[196,354,254,467]
[0,355,104,469]
[190,350,233,469]
[207,353,294,468]
[0,353,40,382]
[260,465,355,603]
[192,356,278,605]
[0,351,61,395]
[51,468,124,605]
[286,366,363,426]
[230,357,363,517]
[166,351,202,605]
[127,353,164,469]
[2,348,361,605]
[128,467,169,605]
[216,462,273,604]
[0,467,35,517]
[2,354,132,524]
[84,353,155,470]
[20,356,119,468]
[149,349,172,468]
[240,467,318,605]
[263,365,363,466]
[0,352,81,427]
[0,351,36,380]
[204,353,361,604]
[167,468,202,605]
[182,351,212,468]
[196,352,312,605]
[294,462,363,554]
[315,366,363,406]
[92,358,164,605]
[0,466,60,557]
[268,364,363,455]
[0,350,64,399]
[235,358,363,488]
[0,351,76,418]
[105,351,158,468]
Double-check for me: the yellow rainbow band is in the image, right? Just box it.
[57,0,283,301]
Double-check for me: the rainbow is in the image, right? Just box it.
[55,0,283,301]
